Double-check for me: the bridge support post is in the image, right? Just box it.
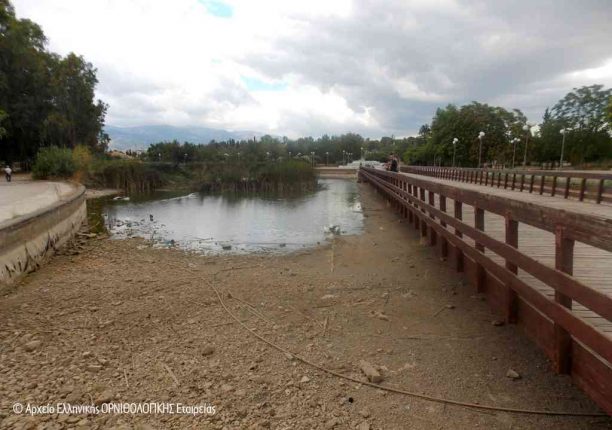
[412,186,420,230]
[475,207,486,293]
[454,201,464,272]
[419,188,427,240]
[554,227,574,374]
[407,184,414,223]
[427,191,437,246]
[439,195,448,259]
[504,217,519,323]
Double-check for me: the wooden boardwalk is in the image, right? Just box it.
[399,173,612,338]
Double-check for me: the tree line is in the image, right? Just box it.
[406,85,612,167]
[141,83,612,169]
[0,0,108,165]
[139,132,423,166]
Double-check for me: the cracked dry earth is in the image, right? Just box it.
[1,183,611,430]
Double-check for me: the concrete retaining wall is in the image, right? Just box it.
[0,183,86,288]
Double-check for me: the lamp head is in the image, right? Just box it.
[478,131,485,138]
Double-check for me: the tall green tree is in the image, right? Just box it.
[0,0,107,164]
[407,102,527,167]
[546,85,612,163]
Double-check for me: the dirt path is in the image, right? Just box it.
[1,183,610,430]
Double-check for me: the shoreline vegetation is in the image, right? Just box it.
[31,145,317,194]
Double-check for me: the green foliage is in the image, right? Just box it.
[88,158,162,193]
[420,102,528,167]
[0,109,7,139]
[0,0,107,165]
[32,146,75,179]
[535,85,612,164]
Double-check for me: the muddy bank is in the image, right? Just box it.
[0,183,609,430]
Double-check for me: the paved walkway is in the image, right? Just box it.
[0,179,78,224]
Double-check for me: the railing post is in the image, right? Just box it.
[504,173,509,189]
[407,183,414,223]
[564,177,571,199]
[529,175,535,193]
[539,175,545,195]
[439,195,448,259]
[511,173,516,190]
[475,207,486,293]
[551,176,557,197]
[413,186,420,231]
[454,201,464,272]
[579,178,587,201]
[554,227,574,374]
[427,191,437,246]
[597,179,604,204]
[504,216,519,323]
[419,188,427,239]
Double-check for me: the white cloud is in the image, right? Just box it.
[11,0,612,138]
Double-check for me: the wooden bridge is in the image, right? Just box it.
[359,166,612,415]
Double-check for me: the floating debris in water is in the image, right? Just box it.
[324,225,341,235]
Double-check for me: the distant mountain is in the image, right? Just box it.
[105,125,263,150]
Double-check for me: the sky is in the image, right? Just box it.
[12,0,612,138]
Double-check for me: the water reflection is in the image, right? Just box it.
[103,179,363,254]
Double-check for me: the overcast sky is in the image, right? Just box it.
[12,0,612,138]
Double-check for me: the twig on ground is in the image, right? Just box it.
[162,362,180,387]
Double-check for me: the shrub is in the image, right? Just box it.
[32,146,76,179]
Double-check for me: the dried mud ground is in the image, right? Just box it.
[1,183,611,430]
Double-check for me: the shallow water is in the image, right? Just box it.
[103,178,363,254]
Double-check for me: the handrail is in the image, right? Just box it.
[401,166,612,204]
[359,166,612,375]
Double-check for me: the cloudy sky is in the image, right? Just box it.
[12,0,612,138]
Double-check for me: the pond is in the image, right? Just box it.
[100,178,363,254]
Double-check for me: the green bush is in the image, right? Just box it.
[32,146,76,179]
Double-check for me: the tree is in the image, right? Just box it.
[413,102,527,167]
[0,109,7,139]
[0,0,107,164]
[548,85,612,163]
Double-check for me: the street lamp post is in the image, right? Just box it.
[452,138,458,167]
[311,151,315,167]
[511,137,520,169]
[522,124,531,168]
[360,146,364,160]
[559,128,568,170]
[325,151,329,166]
[477,131,485,168]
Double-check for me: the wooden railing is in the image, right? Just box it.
[359,166,612,414]
[401,166,612,204]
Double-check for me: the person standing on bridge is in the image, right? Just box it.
[4,165,11,182]
[389,153,399,172]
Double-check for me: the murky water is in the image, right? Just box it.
[102,178,363,254]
